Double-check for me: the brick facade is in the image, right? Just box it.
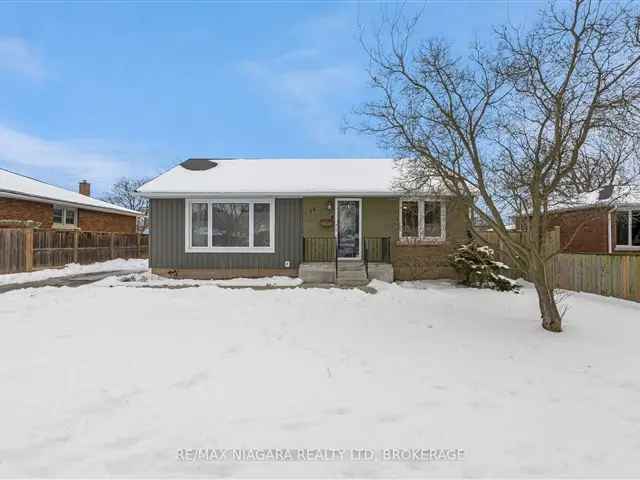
[78,209,136,233]
[0,197,137,233]
[547,207,609,254]
[0,198,54,228]
[393,198,470,280]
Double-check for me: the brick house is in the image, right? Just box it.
[546,186,640,254]
[1,168,142,233]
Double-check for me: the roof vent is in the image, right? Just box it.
[180,158,218,171]
[598,185,614,201]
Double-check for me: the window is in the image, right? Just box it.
[616,209,640,249]
[253,203,271,247]
[53,206,64,225]
[186,199,275,252]
[212,203,249,247]
[424,201,442,237]
[191,203,208,247]
[65,209,76,226]
[52,205,77,228]
[400,199,446,241]
[401,201,419,237]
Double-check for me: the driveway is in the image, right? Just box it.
[0,269,147,294]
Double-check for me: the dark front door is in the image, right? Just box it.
[336,199,361,259]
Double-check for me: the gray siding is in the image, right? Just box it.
[149,198,303,269]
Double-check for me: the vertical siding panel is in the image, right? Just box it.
[149,197,303,270]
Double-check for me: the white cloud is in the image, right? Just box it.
[238,12,374,151]
[0,37,44,79]
[0,125,137,195]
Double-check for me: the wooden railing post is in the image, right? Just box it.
[136,233,141,258]
[110,232,115,260]
[24,228,33,272]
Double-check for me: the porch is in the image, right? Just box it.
[299,237,393,285]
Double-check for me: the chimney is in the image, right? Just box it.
[598,185,614,201]
[79,180,91,197]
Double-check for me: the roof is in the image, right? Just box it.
[0,168,142,216]
[137,158,450,197]
[550,185,640,213]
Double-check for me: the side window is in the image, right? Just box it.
[53,206,64,225]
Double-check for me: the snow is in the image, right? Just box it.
[113,271,303,287]
[551,184,640,211]
[492,261,510,270]
[137,158,451,197]
[0,258,148,285]
[1,278,639,476]
[0,168,141,216]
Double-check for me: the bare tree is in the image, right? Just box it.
[103,177,150,233]
[566,129,639,194]
[355,0,640,332]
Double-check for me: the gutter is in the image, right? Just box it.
[134,191,458,199]
[0,190,143,217]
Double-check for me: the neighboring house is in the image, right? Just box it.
[546,185,640,254]
[0,168,142,233]
[137,158,471,283]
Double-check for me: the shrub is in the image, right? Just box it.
[448,243,520,292]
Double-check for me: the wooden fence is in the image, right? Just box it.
[552,253,640,302]
[0,229,28,274]
[480,228,640,302]
[0,228,149,274]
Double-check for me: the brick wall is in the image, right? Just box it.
[0,197,137,233]
[393,198,471,280]
[0,198,54,228]
[547,208,609,254]
[78,209,137,233]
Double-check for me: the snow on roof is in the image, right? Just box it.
[0,168,142,216]
[137,158,450,197]
[550,185,640,212]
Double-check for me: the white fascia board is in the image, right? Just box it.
[136,191,457,199]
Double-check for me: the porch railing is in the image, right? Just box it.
[364,237,391,263]
[302,237,391,263]
[303,237,336,262]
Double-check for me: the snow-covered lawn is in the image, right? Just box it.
[1,278,639,477]
[0,258,148,286]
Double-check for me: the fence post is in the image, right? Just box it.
[110,233,115,260]
[23,228,33,272]
[136,233,141,258]
[73,230,79,263]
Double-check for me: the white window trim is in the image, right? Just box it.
[52,205,78,229]
[185,198,276,253]
[614,208,640,251]
[399,198,446,242]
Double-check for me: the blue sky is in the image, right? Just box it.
[0,1,541,196]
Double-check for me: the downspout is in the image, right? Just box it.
[607,207,616,254]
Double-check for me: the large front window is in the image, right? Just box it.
[400,199,446,241]
[186,199,275,252]
[616,209,640,249]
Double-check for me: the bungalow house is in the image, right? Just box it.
[546,185,640,254]
[137,158,471,284]
[0,168,142,232]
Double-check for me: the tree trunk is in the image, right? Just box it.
[533,273,562,332]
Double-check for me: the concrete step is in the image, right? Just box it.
[337,279,370,287]
[338,274,368,282]
[338,264,364,272]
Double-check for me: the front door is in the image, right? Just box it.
[336,198,362,259]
